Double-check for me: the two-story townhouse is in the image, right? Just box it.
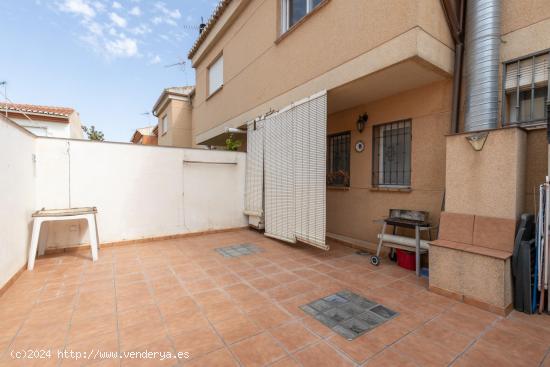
[152,86,194,148]
[184,0,550,313]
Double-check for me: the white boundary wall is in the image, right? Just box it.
[0,118,36,288]
[0,116,247,287]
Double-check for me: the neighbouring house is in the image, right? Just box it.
[130,125,158,145]
[179,0,550,314]
[152,86,194,148]
[0,102,83,139]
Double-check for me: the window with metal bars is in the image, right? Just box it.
[372,120,411,187]
[326,131,350,187]
[502,50,550,126]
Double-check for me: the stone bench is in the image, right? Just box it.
[429,212,516,315]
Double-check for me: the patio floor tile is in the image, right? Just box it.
[294,341,354,367]
[230,332,287,367]
[270,321,320,352]
[211,314,263,344]
[0,229,548,366]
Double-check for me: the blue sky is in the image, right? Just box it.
[0,0,217,142]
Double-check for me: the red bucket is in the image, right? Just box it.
[396,249,416,271]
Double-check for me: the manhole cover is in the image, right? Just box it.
[300,290,398,340]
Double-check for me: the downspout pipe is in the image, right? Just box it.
[440,0,466,134]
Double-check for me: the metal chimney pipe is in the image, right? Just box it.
[463,0,501,131]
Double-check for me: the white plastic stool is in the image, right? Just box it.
[28,207,99,270]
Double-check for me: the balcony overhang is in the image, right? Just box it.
[196,27,454,145]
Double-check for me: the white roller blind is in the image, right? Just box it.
[263,91,328,249]
[244,120,264,217]
[208,56,223,94]
[505,54,549,91]
[265,111,296,243]
[293,93,327,250]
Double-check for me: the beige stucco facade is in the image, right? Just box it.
[190,0,454,145]
[184,0,550,249]
[327,80,451,244]
[153,88,194,148]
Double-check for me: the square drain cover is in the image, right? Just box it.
[300,290,398,340]
[215,243,264,258]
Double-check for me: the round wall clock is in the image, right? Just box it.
[355,140,365,153]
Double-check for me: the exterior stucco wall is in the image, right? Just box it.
[326,80,451,245]
[0,117,36,289]
[157,98,193,148]
[524,129,548,214]
[11,117,71,138]
[445,128,527,220]
[191,0,452,141]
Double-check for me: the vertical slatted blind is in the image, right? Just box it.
[265,110,296,243]
[293,93,327,249]
[248,91,328,250]
[244,120,265,217]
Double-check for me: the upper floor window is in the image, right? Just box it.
[503,51,549,126]
[162,115,168,135]
[372,120,411,188]
[208,55,224,95]
[327,132,350,187]
[281,0,323,33]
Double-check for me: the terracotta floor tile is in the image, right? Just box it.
[247,303,293,330]
[364,348,417,367]
[62,331,119,367]
[119,318,167,351]
[157,296,197,318]
[212,314,263,345]
[230,332,287,367]
[393,333,457,367]
[270,356,302,367]
[68,312,117,343]
[301,315,336,338]
[183,348,238,367]
[118,303,163,330]
[121,335,177,367]
[193,289,230,307]
[201,300,243,323]
[415,319,474,355]
[294,342,354,367]
[270,321,319,353]
[185,278,217,294]
[171,327,223,360]
[328,333,386,364]
[248,276,279,291]
[163,309,211,337]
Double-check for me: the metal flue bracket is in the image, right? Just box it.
[465,131,489,151]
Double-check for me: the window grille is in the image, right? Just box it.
[502,50,550,126]
[372,120,411,187]
[326,132,350,187]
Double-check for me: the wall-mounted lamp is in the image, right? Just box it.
[466,131,488,151]
[356,113,368,133]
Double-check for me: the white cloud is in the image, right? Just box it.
[149,55,161,64]
[109,12,127,27]
[150,2,181,26]
[129,6,141,16]
[58,0,96,18]
[112,1,122,9]
[154,2,181,19]
[129,23,151,35]
[105,35,138,57]
[92,1,105,12]
[86,20,103,35]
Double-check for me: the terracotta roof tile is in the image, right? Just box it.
[0,103,74,117]
[188,0,233,59]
